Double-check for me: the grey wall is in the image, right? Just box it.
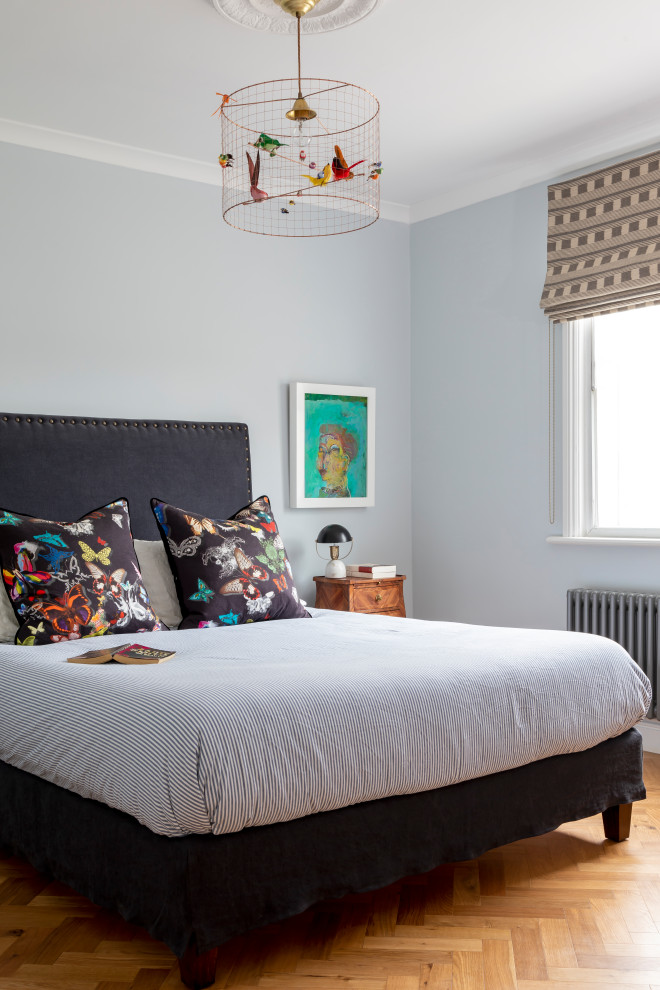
[10,138,654,634]
[411,180,660,630]
[0,142,412,610]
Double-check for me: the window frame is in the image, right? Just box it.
[562,319,593,540]
[554,317,660,545]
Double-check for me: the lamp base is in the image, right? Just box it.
[325,558,347,579]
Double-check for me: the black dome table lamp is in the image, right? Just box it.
[316,524,353,579]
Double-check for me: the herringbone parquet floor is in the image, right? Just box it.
[3,754,660,990]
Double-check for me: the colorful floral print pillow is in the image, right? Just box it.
[151,495,310,628]
[0,499,167,645]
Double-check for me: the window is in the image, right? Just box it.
[560,305,660,542]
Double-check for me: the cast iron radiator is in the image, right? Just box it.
[567,589,656,719]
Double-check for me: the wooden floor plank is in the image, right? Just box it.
[423,866,454,916]
[511,923,546,982]
[300,909,342,960]
[419,960,451,989]
[396,886,427,927]
[589,895,632,943]
[478,854,506,898]
[2,752,660,989]
[260,977,384,989]
[365,935,481,953]
[384,975,419,990]
[538,917,578,968]
[453,864,481,907]
[332,904,371,952]
[519,983,646,990]
[482,939,518,989]
[564,906,606,956]
[129,969,171,990]
[394,924,510,942]
[549,964,660,983]
[366,889,400,939]
[452,949,485,990]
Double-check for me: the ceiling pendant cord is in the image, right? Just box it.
[548,317,556,525]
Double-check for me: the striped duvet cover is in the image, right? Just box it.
[0,608,651,838]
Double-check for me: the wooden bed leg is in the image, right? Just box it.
[602,802,633,842]
[178,940,219,990]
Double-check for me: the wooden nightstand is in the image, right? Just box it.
[313,575,406,618]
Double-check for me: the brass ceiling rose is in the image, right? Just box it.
[272,0,319,14]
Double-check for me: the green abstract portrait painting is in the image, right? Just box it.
[290,383,375,508]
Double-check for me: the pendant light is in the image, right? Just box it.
[218,0,381,237]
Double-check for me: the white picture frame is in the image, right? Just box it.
[289,382,375,508]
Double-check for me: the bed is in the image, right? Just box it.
[0,412,649,990]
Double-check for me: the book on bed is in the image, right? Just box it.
[67,644,175,665]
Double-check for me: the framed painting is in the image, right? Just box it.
[289,383,375,508]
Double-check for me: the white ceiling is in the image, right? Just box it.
[3,0,660,219]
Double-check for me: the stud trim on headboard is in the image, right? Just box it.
[0,414,252,540]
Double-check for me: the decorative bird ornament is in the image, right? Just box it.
[301,163,332,187]
[252,133,288,157]
[332,145,365,181]
[246,150,268,202]
[211,93,234,117]
[368,161,384,180]
[218,153,234,168]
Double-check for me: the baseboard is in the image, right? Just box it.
[636,719,660,754]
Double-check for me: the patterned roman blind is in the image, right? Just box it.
[540,149,660,323]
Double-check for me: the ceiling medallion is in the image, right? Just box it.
[212,0,381,34]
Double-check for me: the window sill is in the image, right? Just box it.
[547,536,660,547]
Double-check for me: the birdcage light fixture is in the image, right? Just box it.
[217,0,381,237]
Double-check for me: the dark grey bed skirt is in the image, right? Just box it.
[0,728,645,957]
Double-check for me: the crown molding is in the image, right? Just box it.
[3,117,660,230]
[0,117,409,225]
[410,119,660,224]
[379,199,410,224]
[0,118,219,185]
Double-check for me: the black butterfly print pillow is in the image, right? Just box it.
[0,499,166,645]
[151,496,310,628]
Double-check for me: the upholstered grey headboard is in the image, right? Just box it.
[0,413,252,540]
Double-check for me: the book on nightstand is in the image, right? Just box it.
[345,564,397,579]
[67,644,175,665]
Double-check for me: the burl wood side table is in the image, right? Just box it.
[313,575,406,618]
